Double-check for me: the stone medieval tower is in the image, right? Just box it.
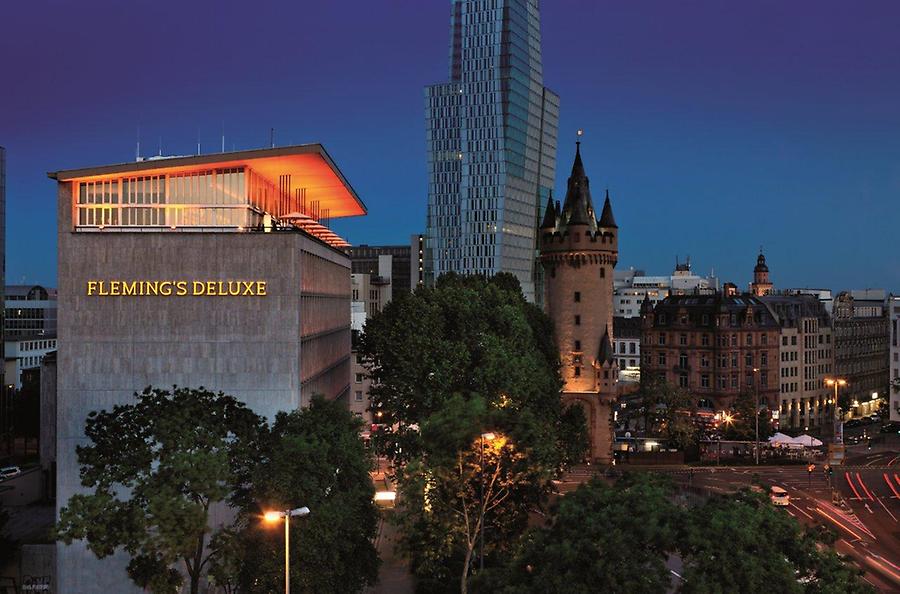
[539,142,619,463]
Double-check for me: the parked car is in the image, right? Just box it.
[880,422,900,434]
[0,466,21,479]
[770,486,790,507]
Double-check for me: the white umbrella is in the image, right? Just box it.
[793,434,823,447]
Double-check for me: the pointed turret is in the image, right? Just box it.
[559,142,596,229]
[598,189,617,228]
[596,328,615,365]
[540,191,557,230]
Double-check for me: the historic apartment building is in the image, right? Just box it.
[50,144,365,592]
[761,294,833,430]
[833,290,890,417]
[539,143,618,463]
[641,293,781,412]
[890,295,900,422]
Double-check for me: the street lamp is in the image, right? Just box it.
[263,506,310,594]
[479,432,497,572]
[824,378,848,465]
[752,368,762,465]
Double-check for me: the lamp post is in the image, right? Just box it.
[824,378,848,466]
[264,506,311,594]
[753,367,761,465]
[479,432,496,572]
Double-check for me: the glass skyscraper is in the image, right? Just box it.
[425,0,559,301]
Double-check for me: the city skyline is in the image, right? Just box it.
[2,0,900,291]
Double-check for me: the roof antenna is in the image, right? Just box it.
[157,136,162,157]
[221,121,226,153]
[197,127,202,155]
[135,125,141,161]
[270,128,276,148]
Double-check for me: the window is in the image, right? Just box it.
[659,314,667,324]
[679,334,687,346]
[731,334,738,346]
[745,353,753,367]
[746,334,753,346]
[701,374,710,388]
[574,367,581,377]
[782,336,788,346]
[701,334,710,346]
[355,373,364,383]
[629,342,636,354]
[731,374,738,388]
[659,333,667,345]
[761,334,768,345]
[575,315,581,326]
[355,391,363,402]
[658,353,667,366]
[574,291,581,302]
[679,353,688,369]
[791,336,797,346]
[702,314,710,325]
[761,352,768,366]
[574,340,581,351]
[679,373,688,388]
[701,355,710,368]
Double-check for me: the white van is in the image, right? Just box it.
[0,466,21,479]
[770,486,790,506]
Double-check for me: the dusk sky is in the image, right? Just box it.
[2,0,898,291]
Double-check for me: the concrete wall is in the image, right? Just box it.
[55,181,351,591]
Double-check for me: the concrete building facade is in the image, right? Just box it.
[51,145,364,591]
[539,143,618,463]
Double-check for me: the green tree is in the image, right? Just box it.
[54,386,264,594]
[637,377,698,450]
[229,397,379,593]
[485,473,679,594]
[395,395,547,594]
[358,273,577,468]
[724,392,774,441]
[678,490,872,594]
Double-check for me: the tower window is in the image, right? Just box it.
[575,315,581,326]
[575,340,581,351]
[574,367,581,377]
[574,291,581,302]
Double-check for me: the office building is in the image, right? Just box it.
[539,143,618,463]
[425,0,559,302]
[890,295,900,422]
[833,290,889,418]
[50,144,365,591]
[761,294,833,430]
[348,244,412,295]
[614,259,717,318]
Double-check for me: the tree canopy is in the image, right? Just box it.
[54,386,265,594]
[211,397,380,594]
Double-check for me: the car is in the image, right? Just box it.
[0,466,21,479]
[770,486,790,507]
[880,422,900,434]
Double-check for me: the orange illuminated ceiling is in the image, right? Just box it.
[49,144,367,219]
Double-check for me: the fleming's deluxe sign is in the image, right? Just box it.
[86,280,267,297]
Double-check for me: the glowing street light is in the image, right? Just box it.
[263,506,310,594]
[824,378,848,463]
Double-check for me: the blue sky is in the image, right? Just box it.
[2,0,898,291]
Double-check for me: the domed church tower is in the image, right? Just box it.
[751,250,773,296]
[539,142,619,464]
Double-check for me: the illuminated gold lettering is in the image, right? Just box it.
[206,281,217,296]
[176,281,188,296]
[146,281,159,296]
[191,281,203,295]
[241,281,254,295]
[109,281,121,296]
[87,281,98,296]
[215,281,224,296]
[98,282,109,296]
[122,281,136,296]
[256,281,267,296]
[160,281,173,296]
[227,281,241,296]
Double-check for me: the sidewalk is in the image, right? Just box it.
[365,513,413,594]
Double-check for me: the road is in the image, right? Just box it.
[654,458,900,592]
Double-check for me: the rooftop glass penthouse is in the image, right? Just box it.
[54,144,365,247]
